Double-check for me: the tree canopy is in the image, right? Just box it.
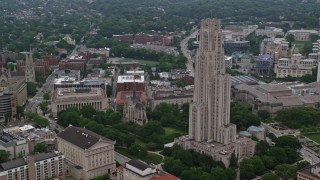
[34,143,47,153]
[275,107,320,129]
[0,150,10,164]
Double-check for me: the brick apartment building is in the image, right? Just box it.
[16,59,50,76]
[112,34,134,43]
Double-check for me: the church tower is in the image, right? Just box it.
[189,19,236,144]
[25,51,36,83]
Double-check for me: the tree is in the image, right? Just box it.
[162,157,184,176]
[0,150,10,163]
[225,168,236,180]
[27,82,37,97]
[39,102,48,115]
[7,63,14,71]
[128,142,147,158]
[275,107,320,129]
[262,173,280,180]
[43,92,51,103]
[297,161,311,170]
[261,155,275,170]
[275,136,301,151]
[106,85,112,97]
[125,134,135,147]
[27,113,49,127]
[80,105,97,119]
[310,34,320,43]
[257,110,270,121]
[252,156,265,176]
[303,41,313,55]
[211,167,227,180]
[275,164,297,180]
[268,147,288,164]
[255,141,269,156]
[286,34,295,43]
[34,143,47,153]
[58,110,81,127]
[240,158,256,180]
[16,105,24,119]
[141,121,165,137]
[229,152,238,168]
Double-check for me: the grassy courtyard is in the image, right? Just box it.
[119,58,159,66]
[116,147,162,164]
[292,41,310,53]
[305,133,320,144]
[164,127,187,136]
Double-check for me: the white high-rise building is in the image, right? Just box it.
[25,51,35,83]
[189,18,236,144]
[175,19,256,167]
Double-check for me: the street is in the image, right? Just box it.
[300,146,320,164]
[115,152,131,165]
[25,73,56,113]
[180,29,198,77]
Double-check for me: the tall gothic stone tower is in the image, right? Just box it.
[189,19,236,144]
[25,51,35,83]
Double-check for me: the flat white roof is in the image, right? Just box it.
[117,75,145,83]
[125,71,144,75]
[54,77,78,85]
[19,125,35,131]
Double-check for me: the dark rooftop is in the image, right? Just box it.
[57,126,114,149]
[0,152,62,171]
[299,162,320,178]
[0,159,26,171]
[127,160,151,171]
[34,152,58,162]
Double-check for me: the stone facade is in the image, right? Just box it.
[189,19,236,144]
[123,94,148,125]
[260,38,289,60]
[51,87,108,114]
[57,126,116,180]
[0,130,29,159]
[176,19,256,167]
[24,52,35,83]
[274,51,315,78]
[255,27,284,38]
[0,68,27,119]
[287,30,319,41]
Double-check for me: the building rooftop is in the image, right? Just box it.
[117,75,145,83]
[53,87,105,102]
[127,160,151,171]
[258,83,291,93]
[298,162,320,179]
[0,152,62,171]
[125,71,145,75]
[19,125,35,132]
[0,159,26,171]
[0,131,23,143]
[248,126,265,132]
[57,126,115,149]
[116,91,146,104]
[231,75,259,86]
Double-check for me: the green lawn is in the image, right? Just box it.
[116,147,162,164]
[164,127,186,136]
[292,41,310,53]
[119,58,159,66]
[305,133,320,143]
